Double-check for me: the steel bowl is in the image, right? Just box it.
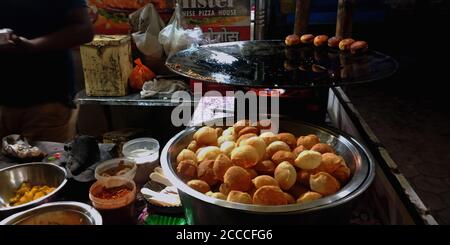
[0,201,102,225]
[0,163,67,218]
[161,119,375,224]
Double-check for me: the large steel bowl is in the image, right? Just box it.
[0,163,67,218]
[161,120,375,224]
[0,201,102,225]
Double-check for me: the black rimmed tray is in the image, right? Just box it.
[166,40,398,89]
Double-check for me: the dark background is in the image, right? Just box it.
[73,0,450,223]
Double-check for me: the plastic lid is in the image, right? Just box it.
[122,138,160,164]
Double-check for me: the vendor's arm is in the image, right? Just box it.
[6,7,93,54]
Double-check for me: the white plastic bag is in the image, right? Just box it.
[129,3,166,59]
[158,4,203,58]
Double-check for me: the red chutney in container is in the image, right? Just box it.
[89,179,136,225]
[94,186,132,200]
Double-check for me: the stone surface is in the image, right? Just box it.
[411,176,449,194]
[441,191,450,206]
[437,208,450,225]
[398,164,420,178]
[346,50,450,223]
[416,163,450,178]
[414,190,446,211]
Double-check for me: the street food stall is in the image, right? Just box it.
[0,0,438,225]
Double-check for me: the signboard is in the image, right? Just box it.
[87,0,173,34]
[87,0,251,41]
[181,0,251,42]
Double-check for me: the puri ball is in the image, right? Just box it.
[274,161,297,190]
[206,191,227,200]
[259,132,280,145]
[233,119,251,135]
[285,34,301,46]
[271,150,296,165]
[297,191,322,203]
[238,126,260,138]
[339,38,355,51]
[300,34,315,44]
[193,126,218,145]
[236,133,257,145]
[296,134,320,149]
[220,141,236,157]
[177,149,198,165]
[292,145,306,156]
[310,143,335,154]
[196,146,221,162]
[294,150,322,169]
[254,159,276,175]
[316,152,344,174]
[187,179,211,194]
[231,145,260,168]
[218,135,235,145]
[266,141,291,158]
[253,186,288,205]
[309,172,341,196]
[219,183,231,195]
[240,136,267,160]
[227,191,253,204]
[213,154,233,181]
[197,160,218,186]
[328,36,343,48]
[350,40,368,54]
[252,175,279,189]
[314,35,329,47]
[176,160,197,182]
[187,140,199,152]
[333,165,351,184]
[223,166,252,192]
[277,132,297,149]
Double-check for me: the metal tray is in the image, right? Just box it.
[166,40,398,89]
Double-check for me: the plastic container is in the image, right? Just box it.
[89,177,136,225]
[94,158,137,182]
[122,138,160,185]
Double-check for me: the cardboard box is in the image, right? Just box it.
[80,35,133,96]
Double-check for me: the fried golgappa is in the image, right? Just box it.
[309,172,341,196]
[231,145,260,168]
[223,166,252,192]
[274,161,297,190]
[253,186,288,205]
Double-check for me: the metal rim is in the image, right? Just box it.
[0,163,68,212]
[0,201,102,225]
[161,120,375,213]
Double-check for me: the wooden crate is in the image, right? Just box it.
[80,35,133,96]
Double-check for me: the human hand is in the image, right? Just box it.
[0,30,38,54]
[0,29,15,52]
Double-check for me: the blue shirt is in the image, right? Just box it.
[0,0,87,107]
